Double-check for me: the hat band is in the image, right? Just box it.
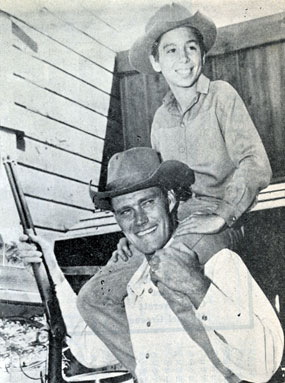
[106,169,156,192]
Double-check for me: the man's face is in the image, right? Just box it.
[150,27,204,90]
[112,187,173,255]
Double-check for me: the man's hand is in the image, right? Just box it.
[112,237,133,262]
[149,242,210,309]
[174,214,226,236]
[17,231,58,273]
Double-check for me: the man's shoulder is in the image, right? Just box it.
[205,248,245,277]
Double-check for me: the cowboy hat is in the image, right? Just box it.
[129,3,217,74]
[90,147,194,210]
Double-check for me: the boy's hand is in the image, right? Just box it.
[149,242,210,308]
[112,237,133,262]
[174,214,226,236]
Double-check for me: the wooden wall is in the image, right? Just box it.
[117,12,285,180]
[0,5,122,240]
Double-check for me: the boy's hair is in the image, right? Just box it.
[151,26,206,62]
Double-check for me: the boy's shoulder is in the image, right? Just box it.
[209,79,239,99]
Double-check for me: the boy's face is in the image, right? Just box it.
[150,27,204,90]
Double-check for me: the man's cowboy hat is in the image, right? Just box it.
[90,147,194,210]
[129,3,217,74]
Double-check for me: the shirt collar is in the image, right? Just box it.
[163,74,210,110]
[127,258,150,297]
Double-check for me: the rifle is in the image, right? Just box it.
[3,157,66,383]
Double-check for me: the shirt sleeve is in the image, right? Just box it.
[195,250,284,382]
[55,279,119,368]
[214,83,272,226]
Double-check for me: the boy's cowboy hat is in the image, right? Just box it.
[129,3,217,74]
[89,147,194,210]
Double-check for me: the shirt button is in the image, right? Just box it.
[179,147,185,153]
[202,314,208,321]
[145,353,150,359]
[148,288,153,294]
[146,321,151,327]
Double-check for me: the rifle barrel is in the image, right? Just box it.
[3,157,66,383]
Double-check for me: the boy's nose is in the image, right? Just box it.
[179,47,190,62]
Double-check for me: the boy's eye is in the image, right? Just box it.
[186,43,197,51]
[166,47,176,54]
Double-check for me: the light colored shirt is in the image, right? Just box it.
[151,74,272,226]
[56,249,283,382]
[125,249,283,383]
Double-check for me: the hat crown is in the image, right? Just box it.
[146,3,192,32]
[107,148,161,191]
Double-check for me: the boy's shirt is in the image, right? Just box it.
[151,74,272,226]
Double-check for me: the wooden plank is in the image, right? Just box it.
[18,165,94,210]
[11,46,113,117]
[17,138,101,185]
[11,19,114,95]
[61,266,100,275]
[2,76,109,138]
[251,199,285,212]
[26,197,88,232]
[45,0,119,52]
[117,12,285,73]
[211,12,285,56]
[0,4,116,73]
[260,182,285,193]
[63,223,121,240]
[257,190,285,201]
[68,214,117,230]
[6,105,105,162]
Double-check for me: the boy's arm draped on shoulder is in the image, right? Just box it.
[214,82,272,225]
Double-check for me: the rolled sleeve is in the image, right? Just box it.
[55,279,118,368]
[195,249,284,382]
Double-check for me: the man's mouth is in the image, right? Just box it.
[136,225,157,237]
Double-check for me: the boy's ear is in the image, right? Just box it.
[167,190,178,213]
[202,53,206,66]
[149,55,161,73]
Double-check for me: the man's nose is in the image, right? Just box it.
[134,208,148,226]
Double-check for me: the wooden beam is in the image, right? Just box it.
[117,12,285,73]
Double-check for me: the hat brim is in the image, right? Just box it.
[129,11,217,74]
[90,160,194,211]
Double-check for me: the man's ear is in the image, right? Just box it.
[149,55,161,73]
[202,53,206,66]
[167,190,178,213]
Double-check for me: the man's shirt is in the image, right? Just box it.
[151,74,272,226]
[125,249,283,383]
[56,249,283,383]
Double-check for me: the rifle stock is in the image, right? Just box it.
[3,157,66,383]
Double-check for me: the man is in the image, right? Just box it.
[19,148,283,383]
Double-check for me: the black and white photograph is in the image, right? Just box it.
[0,0,284,382]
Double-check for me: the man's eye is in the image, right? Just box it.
[120,209,131,217]
[143,199,155,208]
